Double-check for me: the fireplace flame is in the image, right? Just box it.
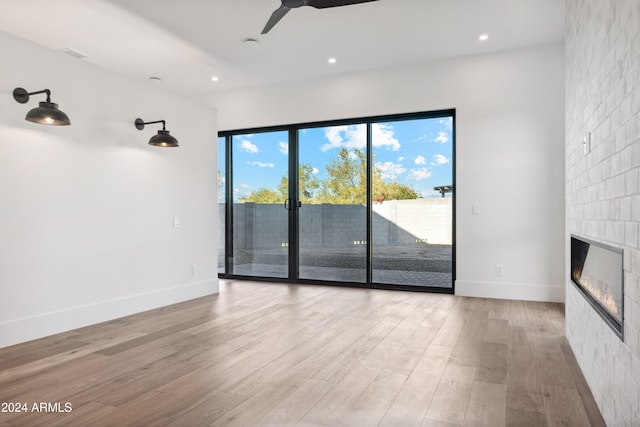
[573,267,620,318]
[571,267,581,282]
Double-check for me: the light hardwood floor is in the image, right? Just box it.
[0,280,605,426]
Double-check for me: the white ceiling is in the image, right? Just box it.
[0,0,564,97]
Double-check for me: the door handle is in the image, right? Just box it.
[284,199,302,210]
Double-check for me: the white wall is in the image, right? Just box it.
[0,31,218,348]
[205,43,566,302]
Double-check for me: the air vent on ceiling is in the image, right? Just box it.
[60,48,88,60]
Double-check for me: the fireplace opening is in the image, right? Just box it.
[571,235,624,339]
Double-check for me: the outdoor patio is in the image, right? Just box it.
[220,243,453,288]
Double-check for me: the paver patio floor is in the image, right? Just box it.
[220,244,453,288]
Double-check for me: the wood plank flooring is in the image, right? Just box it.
[0,280,606,426]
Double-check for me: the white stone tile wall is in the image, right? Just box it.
[566,0,640,425]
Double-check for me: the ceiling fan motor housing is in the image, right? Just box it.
[283,0,306,7]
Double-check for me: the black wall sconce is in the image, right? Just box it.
[135,118,179,147]
[13,87,71,126]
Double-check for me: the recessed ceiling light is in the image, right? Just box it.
[478,34,489,41]
[244,38,259,46]
[149,76,162,82]
[211,76,220,82]
[328,58,337,64]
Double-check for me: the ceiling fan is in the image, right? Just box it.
[262,0,380,34]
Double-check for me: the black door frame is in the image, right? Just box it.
[219,109,456,294]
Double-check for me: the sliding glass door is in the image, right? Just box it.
[218,111,455,291]
[371,117,453,287]
[217,136,226,274]
[298,124,368,283]
[229,131,289,278]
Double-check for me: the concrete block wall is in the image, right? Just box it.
[373,199,453,245]
[218,198,453,251]
[321,204,367,248]
[299,204,323,247]
[565,0,640,425]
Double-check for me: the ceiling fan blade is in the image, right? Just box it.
[262,5,291,34]
[306,0,379,9]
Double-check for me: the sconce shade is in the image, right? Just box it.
[135,118,179,147]
[25,101,71,126]
[13,87,70,126]
[149,130,179,147]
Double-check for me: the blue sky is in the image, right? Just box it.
[218,116,453,202]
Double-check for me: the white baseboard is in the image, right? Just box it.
[0,278,219,349]
[455,279,564,303]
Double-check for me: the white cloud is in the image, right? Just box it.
[414,117,453,143]
[279,141,288,155]
[397,156,405,162]
[439,117,453,131]
[375,162,407,180]
[414,155,427,165]
[407,168,432,181]
[239,184,250,189]
[312,167,319,174]
[240,140,259,153]
[434,131,449,144]
[432,154,450,165]
[321,125,365,151]
[372,123,400,151]
[321,123,400,152]
[247,161,274,168]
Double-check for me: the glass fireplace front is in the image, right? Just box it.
[571,235,624,339]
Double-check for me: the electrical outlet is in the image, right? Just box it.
[191,264,198,277]
[472,203,480,215]
[174,216,181,228]
[495,264,504,276]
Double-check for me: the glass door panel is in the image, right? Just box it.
[298,125,368,283]
[217,136,226,274]
[231,131,289,278]
[371,117,453,288]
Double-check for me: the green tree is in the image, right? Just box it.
[378,180,422,201]
[319,147,368,204]
[242,147,421,204]
[318,147,421,203]
[278,163,321,203]
[240,188,280,203]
